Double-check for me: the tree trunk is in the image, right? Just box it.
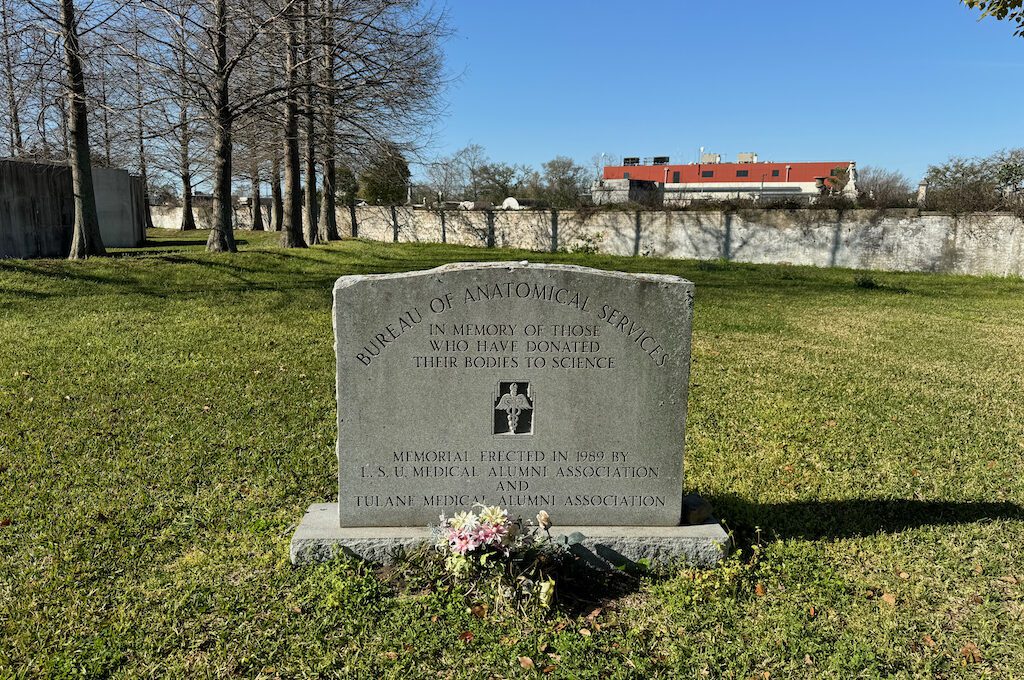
[60,0,105,259]
[180,173,196,230]
[302,132,318,243]
[206,98,236,251]
[281,3,305,248]
[250,160,264,231]
[205,0,236,253]
[140,158,155,231]
[1,0,22,155]
[134,33,154,232]
[317,0,338,241]
[301,0,319,246]
[348,203,357,238]
[98,64,112,166]
[38,80,50,157]
[58,93,68,159]
[319,157,337,240]
[271,155,283,231]
[174,21,196,232]
[178,110,196,230]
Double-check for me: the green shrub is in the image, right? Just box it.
[854,274,879,289]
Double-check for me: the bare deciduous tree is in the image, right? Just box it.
[21,0,111,257]
[856,166,913,207]
[2,0,447,254]
[280,0,304,247]
[315,0,338,241]
[1,0,25,155]
[58,0,106,257]
[300,0,319,245]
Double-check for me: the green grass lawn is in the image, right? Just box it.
[2,228,1023,678]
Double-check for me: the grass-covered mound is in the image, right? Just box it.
[1,229,1022,677]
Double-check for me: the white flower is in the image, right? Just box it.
[477,504,508,526]
[449,511,479,531]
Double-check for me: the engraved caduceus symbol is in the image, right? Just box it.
[496,383,532,432]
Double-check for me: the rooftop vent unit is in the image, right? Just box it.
[737,152,758,164]
[623,157,640,166]
[700,152,721,164]
[652,156,670,165]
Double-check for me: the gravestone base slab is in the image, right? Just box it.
[291,503,731,569]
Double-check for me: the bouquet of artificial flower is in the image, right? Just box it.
[432,505,560,599]
[434,504,516,571]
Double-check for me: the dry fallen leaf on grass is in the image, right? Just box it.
[458,631,473,642]
[755,583,766,597]
[960,641,982,663]
[518,656,534,670]
[881,593,896,606]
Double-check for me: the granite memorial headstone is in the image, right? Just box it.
[291,262,729,566]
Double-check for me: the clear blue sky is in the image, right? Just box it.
[423,1,1024,181]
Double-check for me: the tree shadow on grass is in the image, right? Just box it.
[111,238,251,254]
[707,493,1024,547]
[2,242,980,318]
[0,253,493,316]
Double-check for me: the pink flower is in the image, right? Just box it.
[474,524,499,546]
[449,529,481,555]
[495,523,513,545]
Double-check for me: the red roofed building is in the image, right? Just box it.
[592,153,855,205]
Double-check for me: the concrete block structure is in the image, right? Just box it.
[0,159,146,258]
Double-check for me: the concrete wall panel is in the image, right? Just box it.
[149,204,1024,277]
[0,160,144,258]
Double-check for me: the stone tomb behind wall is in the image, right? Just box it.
[291,262,730,567]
